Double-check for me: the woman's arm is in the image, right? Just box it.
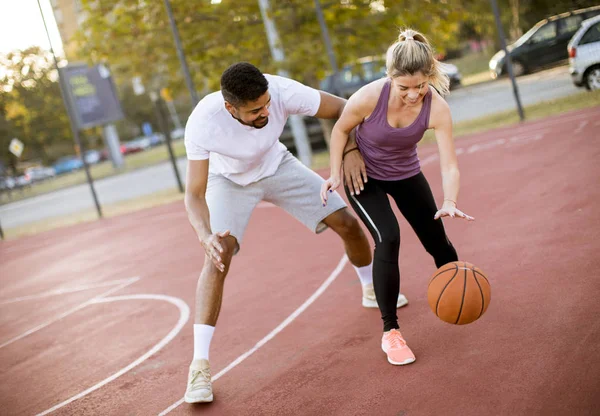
[320,88,373,204]
[430,92,474,221]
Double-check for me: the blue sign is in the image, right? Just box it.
[142,122,153,137]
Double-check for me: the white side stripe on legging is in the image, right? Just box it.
[350,194,382,243]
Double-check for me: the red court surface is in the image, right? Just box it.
[1,107,599,416]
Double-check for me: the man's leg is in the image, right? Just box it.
[195,235,239,326]
[185,235,238,404]
[185,174,261,404]
[321,207,371,267]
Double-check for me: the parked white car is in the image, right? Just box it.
[568,15,600,90]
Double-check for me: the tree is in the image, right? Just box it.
[76,0,468,99]
[0,47,73,168]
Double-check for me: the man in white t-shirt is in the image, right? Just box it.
[182,63,407,403]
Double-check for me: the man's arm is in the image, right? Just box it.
[184,159,212,241]
[313,91,346,119]
[184,159,230,270]
[314,90,360,152]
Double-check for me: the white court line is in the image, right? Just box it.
[158,254,349,415]
[420,153,439,165]
[36,294,190,416]
[466,138,507,154]
[0,277,139,349]
[0,278,139,305]
[463,111,590,142]
[508,133,544,144]
[574,120,589,135]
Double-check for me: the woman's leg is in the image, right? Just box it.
[386,172,458,268]
[345,179,401,332]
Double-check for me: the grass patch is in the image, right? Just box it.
[461,71,493,87]
[447,52,493,77]
[446,52,494,87]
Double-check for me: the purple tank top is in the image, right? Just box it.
[355,79,432,181]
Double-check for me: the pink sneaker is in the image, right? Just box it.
[381,329,416,365]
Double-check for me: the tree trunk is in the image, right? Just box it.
[509,0,522,40]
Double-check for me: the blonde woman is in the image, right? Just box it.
[321,29,474,366]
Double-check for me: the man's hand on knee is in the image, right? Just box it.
[201,231,231,272]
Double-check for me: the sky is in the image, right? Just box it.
[0,0,64,55]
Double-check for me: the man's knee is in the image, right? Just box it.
[201,235,238,277]
[326,209,362,237]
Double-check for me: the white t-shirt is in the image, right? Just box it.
[184,74,321,186]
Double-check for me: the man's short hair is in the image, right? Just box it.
[220,62,269,107]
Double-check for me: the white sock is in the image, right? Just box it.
[353,262,373,286]
[193,324,215,361]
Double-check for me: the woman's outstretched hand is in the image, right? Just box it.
[434,201,475,221]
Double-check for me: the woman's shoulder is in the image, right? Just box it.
[429,86,450,111]
[428,86,452,126]
[349,77,388,113]
[356,77,387,99]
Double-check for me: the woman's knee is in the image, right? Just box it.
[374,232,400,261]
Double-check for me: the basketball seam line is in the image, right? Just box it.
[435,265,459,317]
[472,269,489,285]
[454,264,468,324]
[473,271,485,320]
[430,263,458,285]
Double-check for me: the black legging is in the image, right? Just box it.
[345,172,458,332]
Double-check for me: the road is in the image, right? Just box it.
[0,66,584,230]
[447,65,576,122]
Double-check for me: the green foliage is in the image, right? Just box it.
[0,47,72,170]
[76,0,467,96]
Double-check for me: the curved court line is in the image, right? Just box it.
[0,277,139,349]
[0,278,140,305]
[158,254,349,415]
[574,120,588,134]
[36,294,190,416]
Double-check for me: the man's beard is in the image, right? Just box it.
[231,114,269,129]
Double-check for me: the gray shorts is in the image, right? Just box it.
[206,151,347,251]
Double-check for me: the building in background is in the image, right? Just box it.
[50,0,86,58]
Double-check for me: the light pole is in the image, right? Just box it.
[150,91,184,193]
[314,0,339,94]
[257,0,312,167]
[36,0,103,218]
[163,0,199,106]
[490,0,525,121]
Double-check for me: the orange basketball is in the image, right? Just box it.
[427,261,491,325]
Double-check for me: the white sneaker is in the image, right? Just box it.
[184,359,213,403]
[362,283,408,309]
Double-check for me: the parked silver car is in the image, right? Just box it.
[24,166,56,182]
[568,15,600,90]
